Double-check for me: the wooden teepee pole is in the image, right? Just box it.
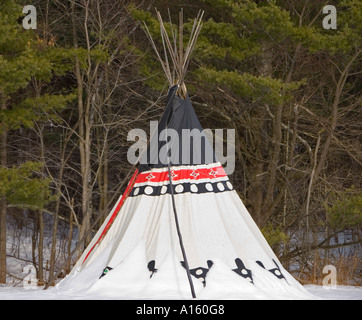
[141,11,205,297]
[142,9,204,99]
[167,161,196,299]
[165,125,196,299]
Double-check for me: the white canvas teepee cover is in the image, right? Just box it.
[57,85,311,299]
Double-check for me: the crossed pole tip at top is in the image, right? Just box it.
[142,8,204,99]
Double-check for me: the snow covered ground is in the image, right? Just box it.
[0,284,360,300]
[304,285,362,300]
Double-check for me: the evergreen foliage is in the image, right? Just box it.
[0,0,360,285]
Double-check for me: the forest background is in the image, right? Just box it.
[0,0,360,287]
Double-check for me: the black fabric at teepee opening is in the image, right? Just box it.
[138,85,216,172]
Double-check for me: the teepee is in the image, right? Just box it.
[58,10,310,299]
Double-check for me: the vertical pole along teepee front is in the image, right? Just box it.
[167,154,196,299]
[143,10,204,299]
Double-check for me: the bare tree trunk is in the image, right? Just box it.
[48,192,60,284]
[48,138,68,284]
[313,49,361,184]
[261,43,302,224]
[263,101,282,220]
[71,0,93,251]
[37,209,44,286]
[0,200,5,284]
[0,92,7,284]
[67,200,74,273]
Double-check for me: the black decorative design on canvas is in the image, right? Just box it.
[130,181,233,197]
[99,266,113,278]
[232,258,253,284]
[181,260,214,287]
[256,259,287,282]
[147,260,158,278]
